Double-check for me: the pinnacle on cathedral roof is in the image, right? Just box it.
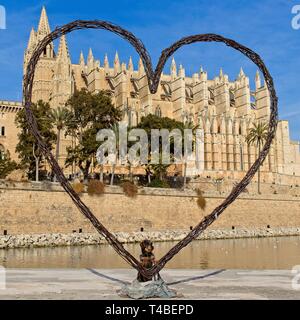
[128,56,134,71]
[178,64,185,77]
[88,48,94,61]
[138,57,144,73]
[114,51,120,64]
[57,35,70,61]
[171,57,177,76]
[37,6,51,36]
[104,53,109,68]
[255,70,261,89]
[27,27,36,50]
[239,67,245,78]
[219,68,224,78]
[200,67,207,80]
[79,51,85,65]
[255,70,261,81]
[114,51,121,72]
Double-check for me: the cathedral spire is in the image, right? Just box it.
[27,27,36,51]
[171,57,177,77]
[128,56,134,72]
[138,57,144,74]
[219,68,224,78]
[239,67,245,78]
[79,51,85,66]
[37,6,51,37]
[35,7,54,58]
[104,53,109,69]
[178,64,185,78]
[88,48,94,62]
[255,70,261,90]
[200,66,207,81]
[52,34,73,108]
[87,48,94,72]
[114,51,121,72]
[57,35,70,62]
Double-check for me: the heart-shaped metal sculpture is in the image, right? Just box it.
[23,20,278,279]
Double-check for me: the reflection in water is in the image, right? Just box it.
[0,236,300,269]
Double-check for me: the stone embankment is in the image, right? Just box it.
[0,227,300,250]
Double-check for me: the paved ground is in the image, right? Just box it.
[0,269,299,300]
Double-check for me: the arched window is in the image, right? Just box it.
[0,145,5,160]
[155,106,162,118]
[1,126,5,136]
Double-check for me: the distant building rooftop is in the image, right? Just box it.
[0,100,22,106]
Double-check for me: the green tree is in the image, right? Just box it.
[0,150,18,179]
[65,89,122,181]
[246,122,269,194]
[137,114,186,135]
[15,101,56,181]
[49,107,72,181]
[150,157,171,181]
[49,107,71,162]
[136,114,186,183]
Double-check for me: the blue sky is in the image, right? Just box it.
[0,0,299,140]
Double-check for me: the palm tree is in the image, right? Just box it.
[151,153,171,181]
[246,122,269,194]
[49,107,70,180]
[143,154,153,184]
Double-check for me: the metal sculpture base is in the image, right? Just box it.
[118,278,179,300]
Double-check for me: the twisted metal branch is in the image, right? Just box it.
[23,20,278,278]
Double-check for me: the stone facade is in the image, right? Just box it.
[0,101,22,161]
[0,7,300,183]
[0,181,300,235]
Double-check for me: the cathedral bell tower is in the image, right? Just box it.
[50,35,74,107]
[23,6,56,103]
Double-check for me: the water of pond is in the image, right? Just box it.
[0,236,299,269]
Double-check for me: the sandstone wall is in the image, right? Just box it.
[0,181,300,235]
